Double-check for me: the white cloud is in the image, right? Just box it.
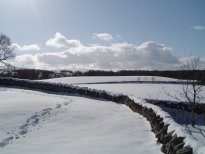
[93,33,113,41]
[46,32,82,48]
[192,25,205,30]
[14,40,180,70]
[15,54,37,65]
[12,43,40,51]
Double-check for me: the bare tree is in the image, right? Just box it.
[165,56,205,136]
[0,34,15,68]
[180,57,204,126]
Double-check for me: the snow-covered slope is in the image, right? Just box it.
[43,76,205,153]
[45,76,180,85]
[0,86,162,154]
[78,83,202,101]
[75,84,205,153]
[80,83,181,101]
[44,76,193,101]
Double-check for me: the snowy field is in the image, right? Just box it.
[45,76,180,85]
[0,86,162,154]
[80,83,182,101]
[45,76,201,102]
[44,76,205,153]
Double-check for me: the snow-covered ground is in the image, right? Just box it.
[45,76,203,102]
[44,76,205,153]
[80,83,181,101]
[1,76,204,153]
[0,86,162,154]
[45,76,180,85]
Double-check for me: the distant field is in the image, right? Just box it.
[45,76,180,85]
[44,76,192,101]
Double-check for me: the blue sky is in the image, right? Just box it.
[0,0,205,70]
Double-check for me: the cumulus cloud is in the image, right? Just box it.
[12,43,40,51]
[15,54,37,65]
[192,25,205,30]
[14,40,180,70]
[46,32,82,48]
[93,33,113,41]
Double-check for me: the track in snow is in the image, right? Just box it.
[0,101,71,148]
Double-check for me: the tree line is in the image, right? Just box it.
[0,69,205,83]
